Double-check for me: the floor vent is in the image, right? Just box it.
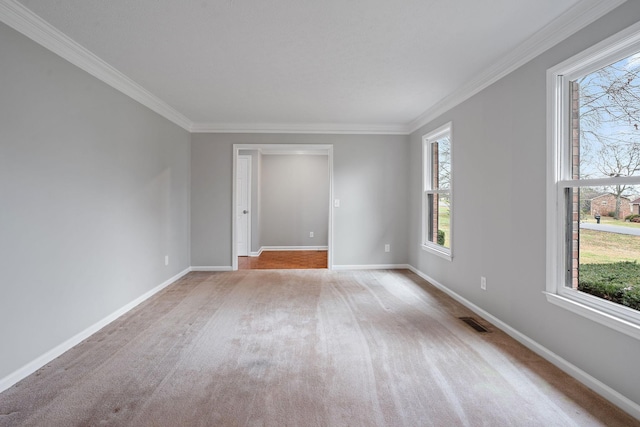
[459,317,490,333]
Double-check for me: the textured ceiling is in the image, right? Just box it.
[12,0,589,131]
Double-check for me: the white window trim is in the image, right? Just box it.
[422,122,453,261]
[546,21,640,340]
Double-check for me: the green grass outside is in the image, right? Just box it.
[579,229,640,264]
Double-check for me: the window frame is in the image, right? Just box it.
[422,122,453,261]
[546,22,640,340]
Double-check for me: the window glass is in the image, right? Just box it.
[433,136,451,190]
[426,193,451,249]
[423,124,452,257]
[574,56,640,180]
[565,52,640,312]
[547,22,640,338]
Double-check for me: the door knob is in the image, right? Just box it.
[243,210,249,214]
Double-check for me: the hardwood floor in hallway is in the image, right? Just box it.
[238,250,327,269]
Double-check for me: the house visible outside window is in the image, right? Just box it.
[422,122,452,260]
[547,23,640,339]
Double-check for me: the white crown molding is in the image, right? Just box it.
[0,0,626,136]
[0,0,193,131]
[0,0,401,136]
[190,121,409,135]
[406,0,627,134]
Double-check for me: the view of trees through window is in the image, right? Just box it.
[427,136,451,249]
[571,52,640,311]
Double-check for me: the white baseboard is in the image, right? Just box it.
[406,265,640,420]
[332,264,411,271]
[0,267,191,394]
[249,246,328,257]
[190,266,233,271]
[263,246,328,252]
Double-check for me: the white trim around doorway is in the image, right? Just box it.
[232,144,334,270]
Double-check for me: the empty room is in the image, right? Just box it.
[1,0,640,425]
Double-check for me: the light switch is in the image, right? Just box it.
[334,199,340,208]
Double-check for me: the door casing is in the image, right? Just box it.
[236,155,251,257]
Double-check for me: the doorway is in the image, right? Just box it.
[232,144,333,270]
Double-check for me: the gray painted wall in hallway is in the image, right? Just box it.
[260,154,329,247]
[408,2,640,407]
[190,134,409,267]
[0,23,191,381]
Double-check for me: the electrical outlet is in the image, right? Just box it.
[309,231,314,238]
[165,255,169,266]
[480,276,487,290]
[384,244,390,252]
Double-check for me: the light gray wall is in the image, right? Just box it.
[0,23,191,381]
[190,134,409,267]
[408,2,640,407]
[260,154,329,247]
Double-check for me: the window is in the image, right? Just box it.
[422,122,452,260]
[547,22,640,339]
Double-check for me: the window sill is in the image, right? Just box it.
[421,244,452,261]
[543,291,640,340]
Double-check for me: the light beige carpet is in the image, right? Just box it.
[0,270,637,426]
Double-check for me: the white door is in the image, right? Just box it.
[236,156,251,256]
